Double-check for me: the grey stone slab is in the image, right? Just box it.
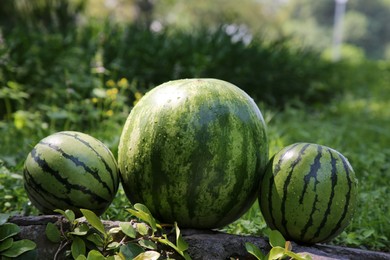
[9,215,390,260]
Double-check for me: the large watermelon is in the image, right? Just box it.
[118,78,268,229]
[259,143,358,244]
[23,131,119,216]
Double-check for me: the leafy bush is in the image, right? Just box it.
[102,24,341,107]
[0,25,99,116]
[0,0,85,34]
[1,0,345,123]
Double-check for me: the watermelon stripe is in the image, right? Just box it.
[299,145,322,240]
[29,147,110,205]
[24,188,58,214]
[266,143,300,230]
[150,144,169,220]
[186,105,214,220]
[267,144,299,231]
[323,153,354,241]
[58,132,118,192]
[26,191,54,213]
[24,168,105,211]
[265,159,277,229]
[24,168,83,210]
[221,119,250,217]
[39,141,114,196]
[312,148,338,241]
[299,145,322,204]
[274,143,301,175]
[280,143,310,238]
[300,194,319,240]
[23,172,62,211]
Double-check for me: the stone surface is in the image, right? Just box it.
[180,229,390,260]
[9,215,390,260]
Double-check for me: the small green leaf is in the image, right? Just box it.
[284,250,313,260]
[71,236,86,259]
[53,209,75,222]
[53,209,66,216]
[119,222,137,238]
[65,209,76,222]
[0,237,13,252]
[133,251,160,260]
[175,222,188,252]
[0,223,20,241]
[245,242,265,260]
[268,246,285,260]
[133,204,153,217]
[1,239,36,257]
[114,253,126,260]
[138,239,157,250]
[45,222,61,243]
[108,227,122,235]
[126,209,146,222]
[86,249,105,260]
[119,243,144,259]
[0,213,11,225]
[69,223,89,236]
[135,223,149,236]
[127,204,157,233]
[362,229,375,239]
[268,229,286,248]
[10,248,38,260]
[76,255,87,260]
[80,209,106,236]
[87,233,104,247]
[106,241,120,250]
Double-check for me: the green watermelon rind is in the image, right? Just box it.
[118,78,268,229]
[259,142,358,244]
[23,131,120,216]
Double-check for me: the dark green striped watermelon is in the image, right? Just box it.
[259,143,358,244]
[118,78,268,229]
[23,131,119,216]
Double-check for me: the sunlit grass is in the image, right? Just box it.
[225,61,390,251]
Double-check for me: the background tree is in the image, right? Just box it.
[283,0,390,59]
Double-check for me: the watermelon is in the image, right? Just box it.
[259,143,358,244]
[23,131,119,216]
[118,78,268,229]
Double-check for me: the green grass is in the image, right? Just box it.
[0,61,389,252]
[224,61,390,251]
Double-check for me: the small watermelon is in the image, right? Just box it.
[118,78,268,229]
[259,143,358,244]
[23,131,119,216]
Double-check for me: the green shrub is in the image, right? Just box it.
[102,24,341,107]
[0,0,85,34]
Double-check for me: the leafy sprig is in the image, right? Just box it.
[45,204,191,260]
[0,213,37,259]
[245,229,312,260]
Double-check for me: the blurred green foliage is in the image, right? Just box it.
[0,1,345,120]
[103,23,342,106]
[284,0,390,59]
